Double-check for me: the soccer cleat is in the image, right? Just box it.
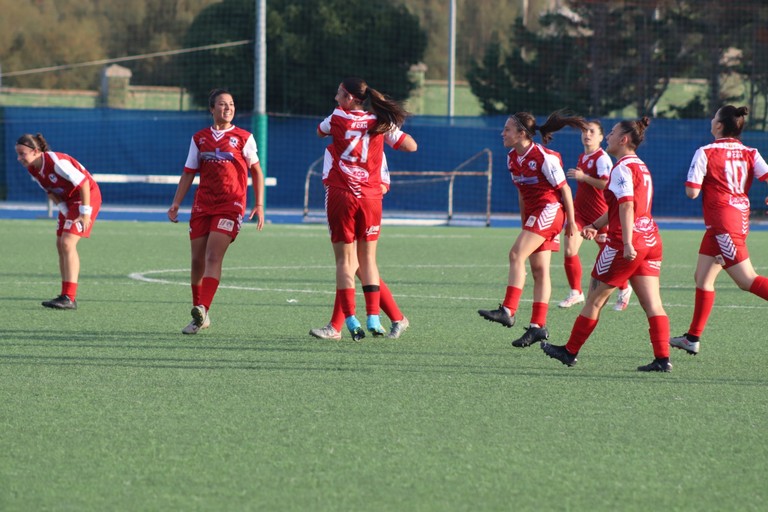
[182,314,211,335]
[345,316,366,341]
[367,315,387,337]
[309,323,342,340]
[637,358,672,372]
[558,291,585,308]
[191,304,208,329]
[541,342,578,367]
[41,294,77,310]
[387,317,410,339]
[613,285,633,311]
[512,325,549,348]
[670,333,700,356]
[478,304,516,328]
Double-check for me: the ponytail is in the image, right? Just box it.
[17,133,49,152]
[510,110,588,145]
[718,105,748,138]
[617,117,651,150]
[341,77,409,135]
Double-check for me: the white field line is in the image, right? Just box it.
[125,265,767,309]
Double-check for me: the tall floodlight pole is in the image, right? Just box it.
[447,0,456,117]
[253,0,268,184]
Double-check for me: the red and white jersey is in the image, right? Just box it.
[573,148,611,223]
[686,138,768,235]
[507,143,566,215]
[604,155,658,243]
[27,151,98,203]
[318,107,407,199]
[184,125,259,216]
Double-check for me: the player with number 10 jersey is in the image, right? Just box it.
[686,138,768,239]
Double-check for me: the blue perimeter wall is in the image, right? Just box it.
[3,106,768,217]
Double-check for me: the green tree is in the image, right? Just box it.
[180,0,427,115]
[468,1,693,117]
[0,0,218,90]
[668,0,766,115]
[0,0,105,89]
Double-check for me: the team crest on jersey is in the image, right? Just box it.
[229,137,240,148]
[49,173,59,183]
[217,218,235,232]
[528,161,538,170]
[587,159,594,169]
[198,136,206,146]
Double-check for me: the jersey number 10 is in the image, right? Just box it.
[724,160,748,195]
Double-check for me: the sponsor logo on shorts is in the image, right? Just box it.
[365,225,380,237]
[63,220,84,232]
[217,218,235,232]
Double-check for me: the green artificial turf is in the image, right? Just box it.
[1,219,766,511]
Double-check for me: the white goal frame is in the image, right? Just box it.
[303,149,493,226]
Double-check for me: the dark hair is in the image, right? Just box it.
[208,88,232,109]
[585,119,604,136]
[16,133,50,152]
[717,105,748,138]
[616,117,651,150]
[510,110,589,145]
[341,77,409,135]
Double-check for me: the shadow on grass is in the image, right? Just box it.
[1,332,766,387]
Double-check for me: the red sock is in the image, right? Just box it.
[563,255,582,293]
[688,288,715,337]
[330,293,345,331]
[380,280,403,322]
[191,283,202,306]
[648,315,670,359]
[198,277,219,310]
[530,301,549,326]
[749,275,768,301]
[338,288,356,318]
[363,286,381,316]
[62,281,78,300]
[502,286,523,315]
[565,314,599,355]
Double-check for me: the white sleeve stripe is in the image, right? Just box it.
[49,153,86,186]
[184,137,199,169]
[243,134,259,165]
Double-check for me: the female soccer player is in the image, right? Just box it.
[478,110,586,348]
[15,133,101,310]
[168,88,265,334]
[541,117,672,372]
[559,121,633,311]
[317,77,417,341]
[670,105,768,356]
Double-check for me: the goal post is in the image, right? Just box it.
[303,149,493,226]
